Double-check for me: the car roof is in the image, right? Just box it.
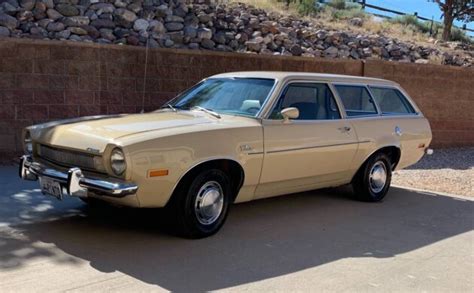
[210,71,397,86]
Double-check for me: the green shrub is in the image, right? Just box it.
[327,0,346,10]
[297,0,321,16]
[331,7,366,20]
[450,27,473,44]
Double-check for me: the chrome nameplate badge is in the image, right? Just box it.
[86,148,100,154]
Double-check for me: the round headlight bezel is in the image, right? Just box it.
[24,131,33,154]
[110,148,126,176]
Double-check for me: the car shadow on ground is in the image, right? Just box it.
[1,170,473,292]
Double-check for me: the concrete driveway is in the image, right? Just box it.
[0,166,473,292]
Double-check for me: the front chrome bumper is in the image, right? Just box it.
[19,155,138,198]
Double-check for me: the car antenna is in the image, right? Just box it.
[140,35,150,114]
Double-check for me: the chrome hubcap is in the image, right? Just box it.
[369,161,387,193]
[194,181,224,225]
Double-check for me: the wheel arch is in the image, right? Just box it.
[168,158,245,205]
[352,145,401,182]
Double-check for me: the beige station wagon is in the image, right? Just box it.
[19,71,433,238]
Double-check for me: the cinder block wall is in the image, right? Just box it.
[0,39,472,162]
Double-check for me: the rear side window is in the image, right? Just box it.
[334,85,378,117]
[369,87,416,114]
[270,83,341,120]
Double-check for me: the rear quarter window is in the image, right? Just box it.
[369,87,416,114]
[334,85,378,117]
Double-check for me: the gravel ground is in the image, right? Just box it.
[393,147,474,197]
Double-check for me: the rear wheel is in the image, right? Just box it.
[167,169,231,238]
[352,152,392,202]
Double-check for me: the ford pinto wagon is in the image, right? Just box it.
[19,72,433,238]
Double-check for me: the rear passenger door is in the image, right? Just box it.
[255,82,359,199]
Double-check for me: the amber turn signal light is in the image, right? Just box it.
[148,169,169,177]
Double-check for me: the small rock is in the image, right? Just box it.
[64,16,90,26]
[69,26,87,35]
[46,9,63,20]
[0,2,18,16]
[188,42,199,49]
[201,38,215,49]
[127,2,141,14]
[126,34,139,45]
[164,38,173,47]
[90,3,115,14]
[289,44,303,56]
[165,22,183,31]
[99,28,115,40]
[349,17,363,27]
[46,21,64,32]
[91,18,115,29]
[114,0,127,8]
[56,29,71,39]
[324,46,338,58]
[359,38,370,47]
[133,18,148,31]
[20,0,35,11]
[114,8,137,28]
[197,27,212,39]
[0,26,10,37]
[165,15,184,23]
[245,40,261,52]
[55,4,79,17]
[198,12,212,23]
[149,20,165,34]
[183,25,197,38]
[155,4,169,18]
[415,59,429,64]
[82,25,100,38]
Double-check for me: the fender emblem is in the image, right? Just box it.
[240,145,253,152]
[86,148,100,154]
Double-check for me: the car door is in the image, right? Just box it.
[254,81,359,199]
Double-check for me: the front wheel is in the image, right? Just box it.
[352,153,392,202]
[167,169,231,238]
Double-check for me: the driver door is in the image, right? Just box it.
[255,82,359,199]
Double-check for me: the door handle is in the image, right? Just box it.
[338,126,351,132]
[395,126,402,136]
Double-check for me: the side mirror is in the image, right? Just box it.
[280,107,299,122]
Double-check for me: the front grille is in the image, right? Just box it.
[37,144,97,170]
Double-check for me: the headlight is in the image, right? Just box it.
[24,131,33,154]
[110,148,126,175]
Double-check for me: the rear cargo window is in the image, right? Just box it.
[369,87,416,114]
[334,85,378,117]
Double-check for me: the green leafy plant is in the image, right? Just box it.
[297,0,321,16]
[327,0,346,10]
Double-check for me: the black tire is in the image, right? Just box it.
[352,152,392,202]
[166,169,231,239]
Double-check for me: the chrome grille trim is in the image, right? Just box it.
[37,145,97,170]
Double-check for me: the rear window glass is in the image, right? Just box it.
[369,87,416,114]
[334,85,378,117]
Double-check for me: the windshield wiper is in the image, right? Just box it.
[191,106,221,119]
[161,103,177,112]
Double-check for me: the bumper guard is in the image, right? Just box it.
[19,155,138,198]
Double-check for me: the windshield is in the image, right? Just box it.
[168,78,276,117]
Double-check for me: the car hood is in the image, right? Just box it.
[29,111,215,153]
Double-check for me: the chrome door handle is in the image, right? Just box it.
[338,126,351,132]
[395,126,402,136]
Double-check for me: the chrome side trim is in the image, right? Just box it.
[266,141,368,154]
[19,155,138,198]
